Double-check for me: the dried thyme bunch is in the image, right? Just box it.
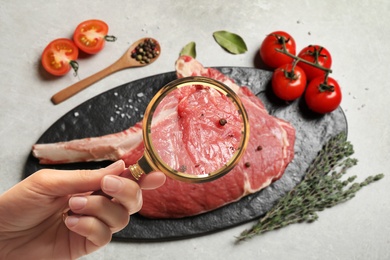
[236,132,384,242]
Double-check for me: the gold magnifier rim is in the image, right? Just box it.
[142,76,250,183]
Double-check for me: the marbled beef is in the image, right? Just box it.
[138,56,295,218]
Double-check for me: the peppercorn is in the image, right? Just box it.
[131,38,160,63]
[244,162,251,168]
[219,118,227,126]
[179,165,187,172]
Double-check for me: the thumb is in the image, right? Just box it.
[28,160,126,196]
[138,171,166,190]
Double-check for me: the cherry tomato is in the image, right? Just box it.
[298,45,332,81]
[305,76,342,114]
[259,31,296,69]
[41,38,79,76]
[272,64,307,101]
[73,19,116,54]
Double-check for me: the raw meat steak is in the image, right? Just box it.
[32,56,295,218]
[139,56,295,218]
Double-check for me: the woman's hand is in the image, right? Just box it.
[0,160,166,259]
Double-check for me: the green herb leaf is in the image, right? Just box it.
[213,30,247,54]
[180,41,196,58]
[236,132,384,243]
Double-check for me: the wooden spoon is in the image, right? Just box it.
[51,38,161,105]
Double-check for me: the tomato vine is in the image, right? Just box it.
[261,31,342,114]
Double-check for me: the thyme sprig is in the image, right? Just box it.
[236,133,384,242]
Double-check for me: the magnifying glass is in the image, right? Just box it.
[128,76,249,183]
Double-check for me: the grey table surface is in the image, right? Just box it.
[1,1,389,259]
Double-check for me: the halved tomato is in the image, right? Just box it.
[41,38,79,76]
[73,19,116,54]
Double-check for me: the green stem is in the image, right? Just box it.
[313,46,323,65]
[104,35,117,42]
[284,58,300,80]
[69,60,79,77]
[275,48,332,74]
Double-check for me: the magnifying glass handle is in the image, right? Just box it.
[90,160,150,198]
[128,164,145,181]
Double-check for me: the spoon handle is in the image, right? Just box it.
[51,61,123,105]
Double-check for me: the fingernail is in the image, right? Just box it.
[105,160,123,170]
[136,188,142,202]
[103,176,123,193]
[69,196,87,210]
[65,215,80,228]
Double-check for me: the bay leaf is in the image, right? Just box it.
[180,42,196,58]
[213,31,247,54]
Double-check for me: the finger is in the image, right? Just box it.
[138,171,166,190]
[68,196,130,232]
[64,215,112,248]
[101,175,143,214]
[28,160,126,196]
[120,169,166,190]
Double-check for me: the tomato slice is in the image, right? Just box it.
[41,38,79,76]
[73,19,115,54]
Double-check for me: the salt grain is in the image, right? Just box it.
[110,116,115,122]
[137,92,144,97]
[74,112,79,117]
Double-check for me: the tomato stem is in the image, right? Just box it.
[104,35,117,42]
[319,82,335,93]
[272,33,290,52]
[323,71,330,84]
[291,58,299,71]
[69,60,79,77]
[284,59,300,80]
[313,46,322,65]
[317,71,334,92]
[306,45,329,65]
[275,48,332,74]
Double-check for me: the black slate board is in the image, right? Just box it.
[24,67,347,241]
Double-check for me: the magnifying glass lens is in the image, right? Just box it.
[131,76,249,183]
[150,84,243,176]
